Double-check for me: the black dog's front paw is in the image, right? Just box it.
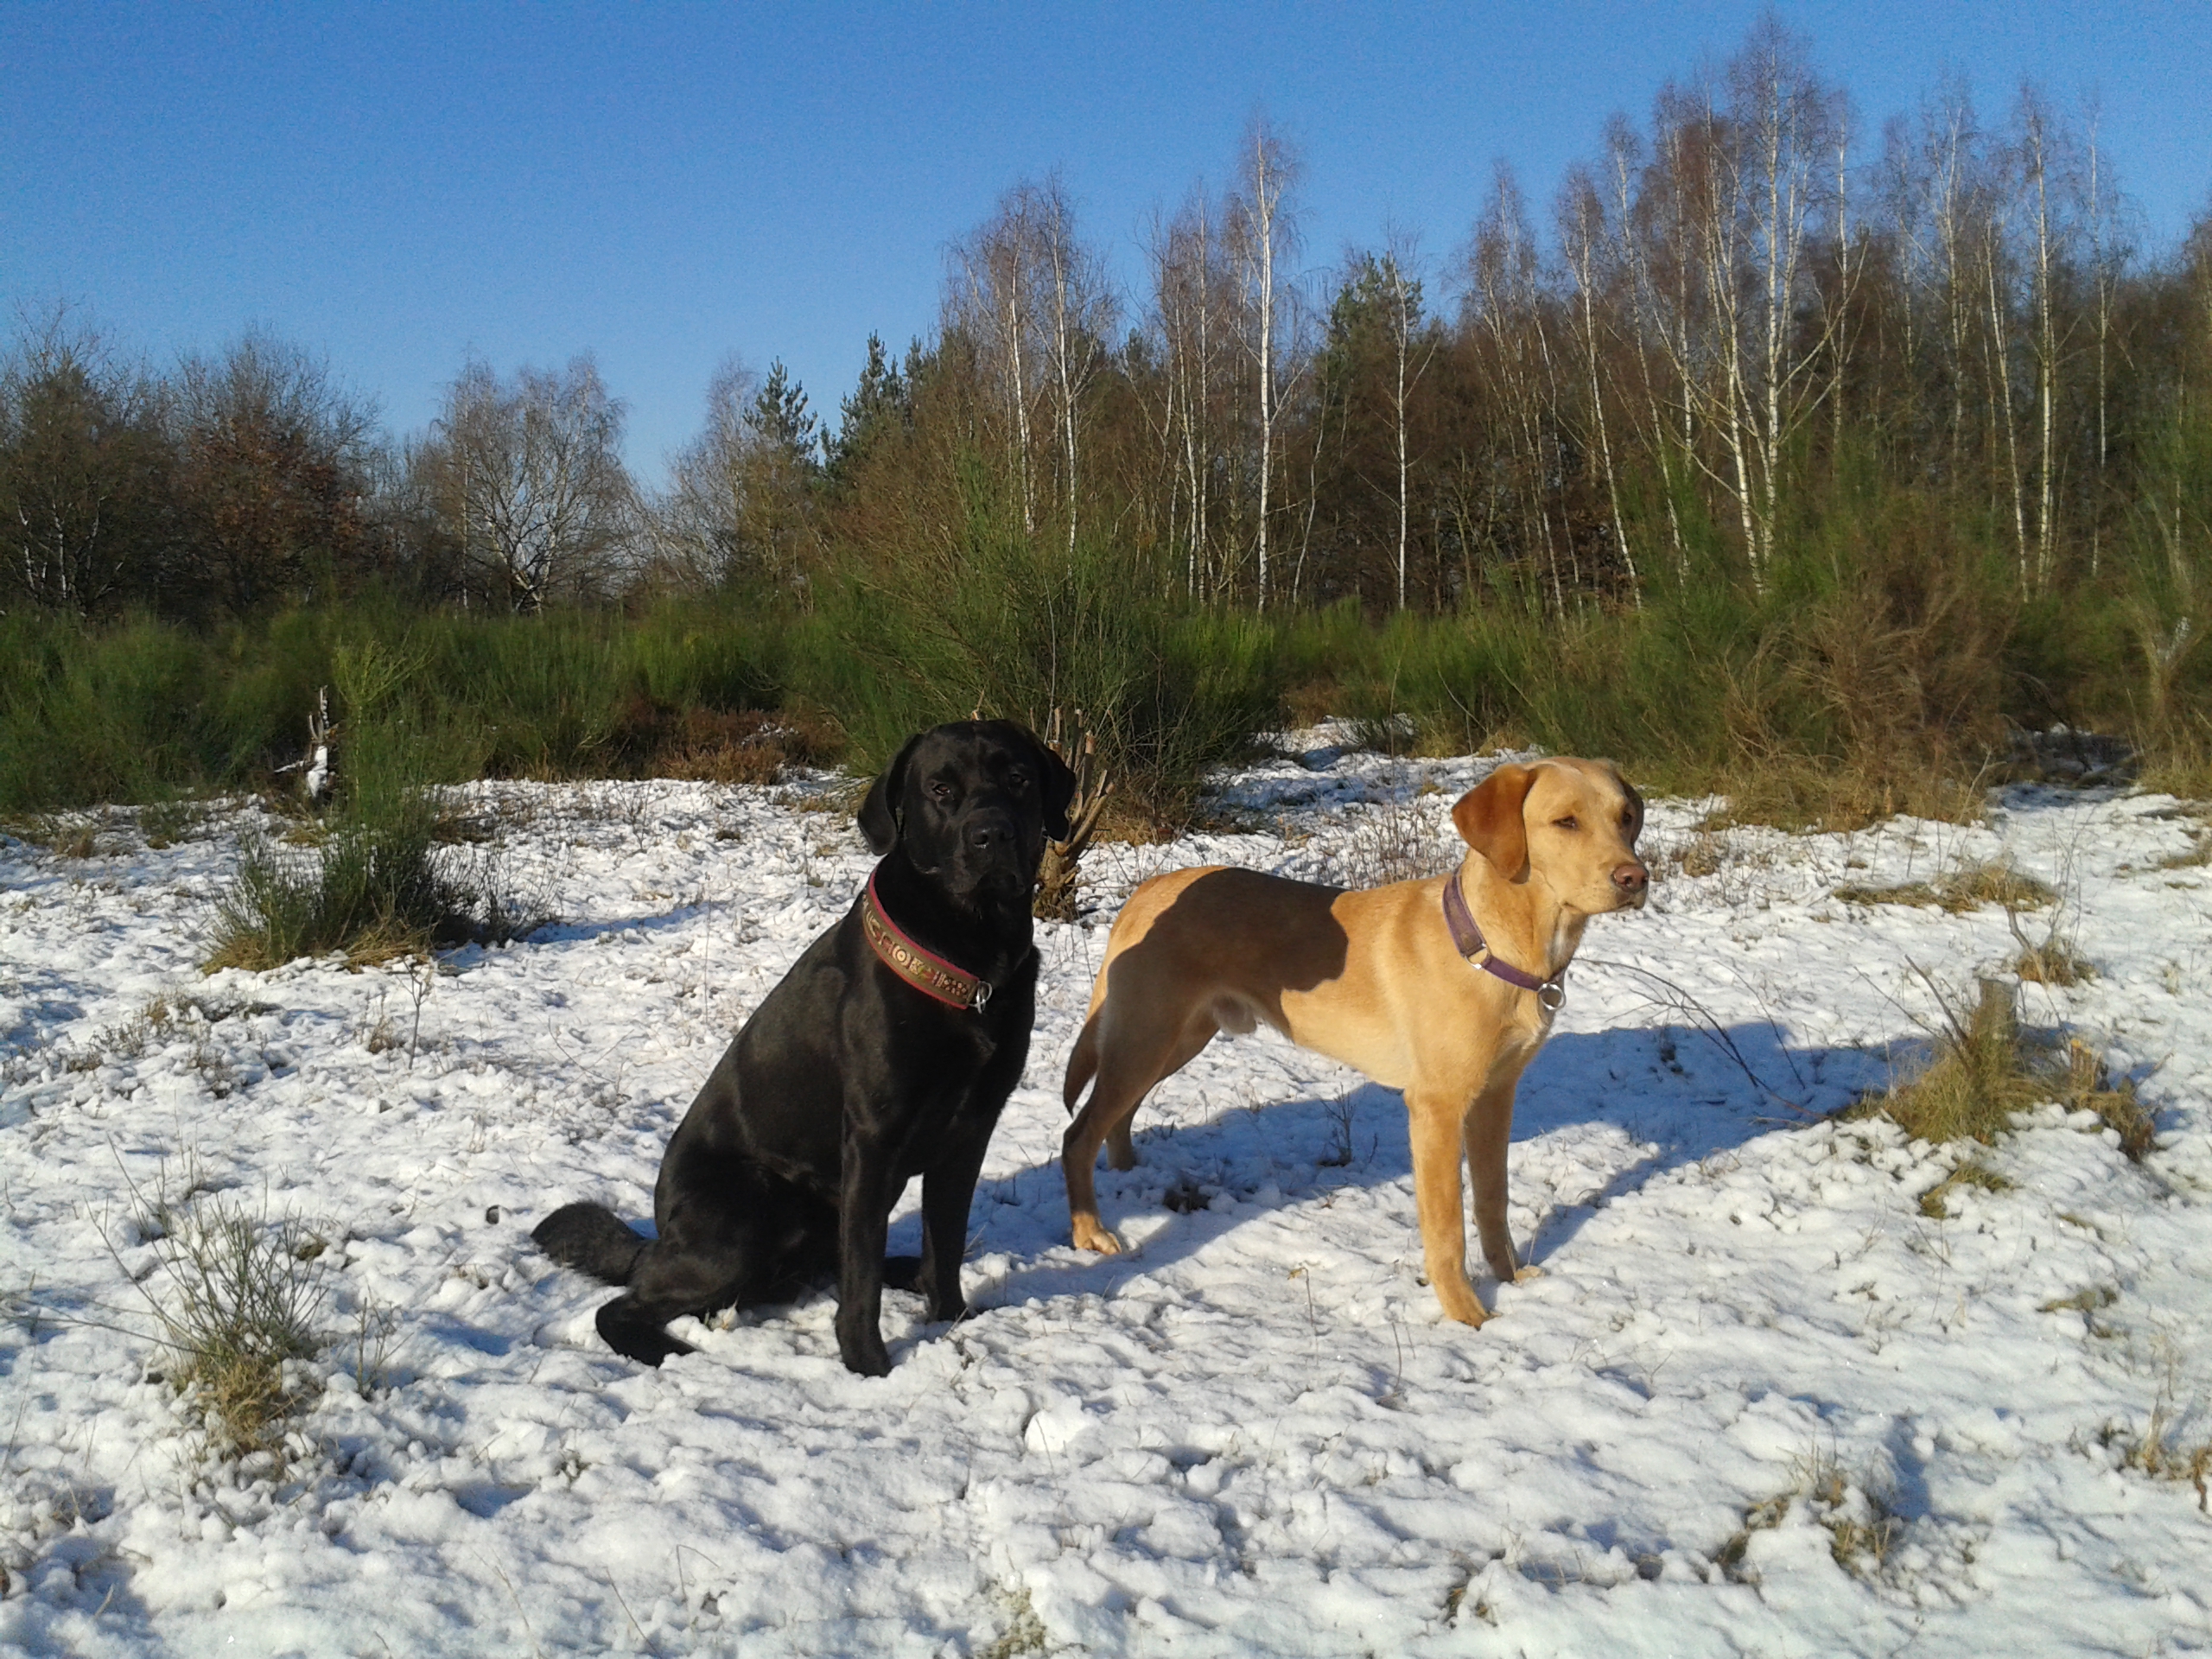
[927,1294,969,1325]
[836,1321,892,1376]
[842,1343,891,1376]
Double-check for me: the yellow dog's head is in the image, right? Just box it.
[1451,759,1648,915]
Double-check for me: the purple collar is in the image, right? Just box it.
[1442,876,1567,1011]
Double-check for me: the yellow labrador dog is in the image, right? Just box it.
[1060,759,1647,1325]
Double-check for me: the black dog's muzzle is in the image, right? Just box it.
[946,806,1033,891]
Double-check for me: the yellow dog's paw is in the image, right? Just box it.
[1071,1219,1125,1255]
[1511,1265,1545,1283]
[1431,1277,1491,1326]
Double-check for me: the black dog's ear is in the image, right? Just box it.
[858,734,925,855]
[1037,734,1078,842]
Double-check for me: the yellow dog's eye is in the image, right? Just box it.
[1555,816,1579,831]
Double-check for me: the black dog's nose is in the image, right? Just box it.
[967,817,1016,851]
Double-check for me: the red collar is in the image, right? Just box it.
[861,872,992,1012]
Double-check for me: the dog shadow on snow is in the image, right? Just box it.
[602,1020,1913,1354]
[950,1020,1904,1318]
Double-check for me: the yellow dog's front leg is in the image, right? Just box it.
[1408,1090,1488,1325]
[1465,1075,1531,1285]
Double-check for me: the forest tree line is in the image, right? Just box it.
[6,17,2210,628]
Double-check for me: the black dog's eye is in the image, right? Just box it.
[930,780,955,801]
[1008,772,1031,791]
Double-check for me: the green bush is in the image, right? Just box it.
[798,467,1283,820]
[3,427,2207,834]
[204,633,547,969]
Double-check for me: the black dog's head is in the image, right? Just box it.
[858,721,1077,902]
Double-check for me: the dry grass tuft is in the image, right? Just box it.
[1850,982,2159,1166]
[1917,1158,2016,1219]
[2154,834,2212,871]
[2135,719,2212,805]
[1855,976,2041,1146]
[1805,1458,1906,1577]
[1713,1491,1794,1582]
[138,798,212,849]
[2012,935,2096,986]
[2052,1039,2158,1162]
[1944,861,2058,910]
[65,992,278,1075]
[1831,877,1942,907]
[3,812,102,857]
[2099,1362,2212,1516]
[1700,757,1986,836]
[1667,832,1726,879]
[2038,1285,2118,1317]
[1715,1450,1904,1585]
[1332,785,1453,890]
[790,776,870,817]
[976,1585,1052,1659]
[143,1197,329,1459]
[1834,860,2055,915]
[2114,1429,2212,1513]
[2007,899,2096,986]
[206,817,548,973]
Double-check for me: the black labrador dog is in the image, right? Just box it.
[534,720,1074,1376]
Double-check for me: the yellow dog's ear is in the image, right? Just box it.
[1452,763,1536,880]
[1606,762,1645,844]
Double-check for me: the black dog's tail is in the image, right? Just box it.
[533,1203,651,1286]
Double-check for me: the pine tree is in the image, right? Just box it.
[744,360,819,472]
[824,333,912,488]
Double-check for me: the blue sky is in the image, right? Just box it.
[5,3,2208,481]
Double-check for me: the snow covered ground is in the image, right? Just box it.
[4,740,2211,1657]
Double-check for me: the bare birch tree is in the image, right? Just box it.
[1228,119,1302,609]
[2081,101,2136,576]
[1606,114,1693,575]
[2013,84,2085,590]
[1558,168,1638,596]
[1378,233,1436,609]
[1469,163,1571,611]
[1147,187,1235,596]
[429,356,634,612]
[1032,175,1117,552]
[1627,25,1846,589]
[949,193,1045,537]
[1723,19,1848,583]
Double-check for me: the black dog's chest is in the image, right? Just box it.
[880,993,1029,1164]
